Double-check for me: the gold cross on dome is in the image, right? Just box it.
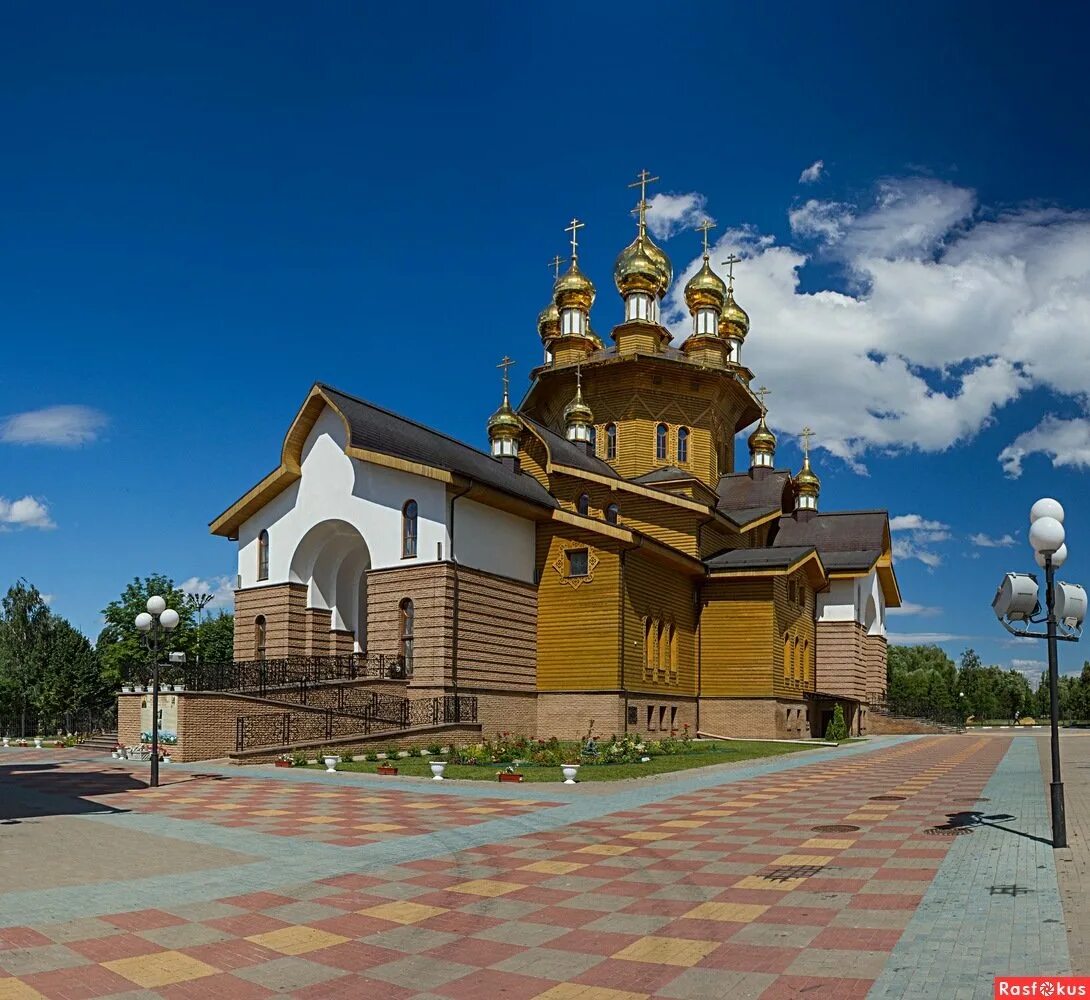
[628,169,660,233]
[548,254,566,279]
[565,218,585,259]
[722,253,742,288]
[698,219,716,258]
[800,425,814,458]
[755,385,771,413]
[497,356,515,396]
[575,363,583,393]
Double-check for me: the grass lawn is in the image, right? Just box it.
[305,739,832,782]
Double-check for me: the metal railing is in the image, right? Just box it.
[234,694,478,751]
[161,654,408,698]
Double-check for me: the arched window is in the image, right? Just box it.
[402,500,418,558]
[644,619,654,678]
[677,427,690,464]
[254,616,267,661]
[257,530,269,581]
[657,621,667,677]
[399,599,415,676]
[655,423,668,461]
[605,423,617,460]
[577,493,590,516]
[605,503,619,525]
[783,633,791,681]
[589,425,597,453]
[794,637,802,681]
[668,625,678,681]
[803,640,811,685]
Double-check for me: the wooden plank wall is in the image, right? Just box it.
[699,578,775,697]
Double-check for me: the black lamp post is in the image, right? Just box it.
[134,595,179,789]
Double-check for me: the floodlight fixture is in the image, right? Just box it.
[992,572,1040,622]
[1055,583,1088,629]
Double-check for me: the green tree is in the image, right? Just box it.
[46,619,109,732]
[97,576,195,685]
[826,702,848,741]
[198,611,234,664]
[0,581,52,735]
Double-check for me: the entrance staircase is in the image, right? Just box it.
[79,732,119,754]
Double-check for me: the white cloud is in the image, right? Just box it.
[0,405,108,446]
[887,632,972,645]
[970,532,1017,547]
[0,496,55,530]
[646,192,709,240]
[998,415,1090,478]
[179,575,235,609]
[798,160,825,184]
[657,176,1090,471]
[888,513,950,567]
[887,601,942,617]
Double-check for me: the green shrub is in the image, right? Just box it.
[340,751,355,763]
[826,703,849,741]
[290,751,308,767]
[426,742,443,754]
[364,751,380,762]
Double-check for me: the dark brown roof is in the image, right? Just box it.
[318,385,557,509]
[820,549,882,571]
[715,470,791,526]
[519,416,621,479]
[773,510,888,554]
[705,545,816,570]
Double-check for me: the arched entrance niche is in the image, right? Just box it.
[290,519,372,654]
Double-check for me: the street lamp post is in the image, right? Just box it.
[135,596,180,788]
[992,498,1088,850]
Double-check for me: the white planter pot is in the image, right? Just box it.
[162,756,171,764]
[561,764,580,784]
[121,686,133,694]
[111,751,120,759]
[323,756,338,773]
[429,761,446,781]
[173,684,185,692]
[133,686,144,693]
[2,738,8,748]
[33,738,42,749]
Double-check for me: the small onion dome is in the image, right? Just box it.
[614,234,661,298]
[721,287,750,339]
[748,414,777,455]
[684,257,727,313]
[538,298,560,342]
[563,384,594,428]
[554,258,595,312]
[643,233,672,295]
[796,456,821,495]
[487,394,521,444]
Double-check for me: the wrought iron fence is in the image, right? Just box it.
[234,695,478,751]
[165,654,406,698]
[869,697,963,728]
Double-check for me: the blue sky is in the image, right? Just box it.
[3,2,1090,681]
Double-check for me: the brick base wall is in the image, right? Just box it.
[625,694,697,739]
[229,723,484,764]
[864,632,888,702]
[536,693,626,741]
[816,619,867,702]
[698,697,812,740]
[234,583,306,658]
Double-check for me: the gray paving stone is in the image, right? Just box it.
[472,920,569,947]
[362,924,459,954]
[365,954,476,990]
[234,955,346,990]
[657,967,776,999]
[493,945,605,978]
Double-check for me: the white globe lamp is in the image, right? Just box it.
[1030,498,1064,524]
[134,612,153,632]
[1029,516,1065,556]
[147,595,167,615]
[159,608,180,631]
[1035,544,1068,569]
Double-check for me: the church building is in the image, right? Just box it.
[211,175,900,740]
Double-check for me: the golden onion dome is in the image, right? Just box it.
[554,259,595,312]
[643,233,672,296]
[563,384,594,427]
[721,287,750,338]
[684,257,727,313]
[487,394,521,440]
[614,235,661,299]
[537,298,560,342]
[796,457,821,492]
[748,415,777,453]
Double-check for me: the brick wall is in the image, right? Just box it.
[117,694,141,748]
[453,566,537,693]
[816,620,867,701]
[234,583,306,658]
[536,693,626,741]
[305,607,332,656]
[864,633,888,702]
[625,694,697,739]
[698,697,812,739]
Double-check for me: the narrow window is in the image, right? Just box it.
[647,705,655,731]
[783,633,791,681]
[254,615,267,661]
[605,502,619,525]
[670,626,679,680]
[658,705,667,730]
[257,530,269,581]
[656,423,668,461]
[670,706,678,730]
[567,549,589,577]
[803,640,811,684]
[794,637,802,682]
[644,618,654,677]
[577,493,590,516]
[402,500,418,558]
[657,621,667,678]
[677,427,690,464]
[605,423,617,460]
[589,425,597,453]
[399,599,415,675]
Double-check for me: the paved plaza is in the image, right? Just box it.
[0,733,1081,999]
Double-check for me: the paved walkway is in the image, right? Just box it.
[1037,729,1090,974]
[0,733,1071,998]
